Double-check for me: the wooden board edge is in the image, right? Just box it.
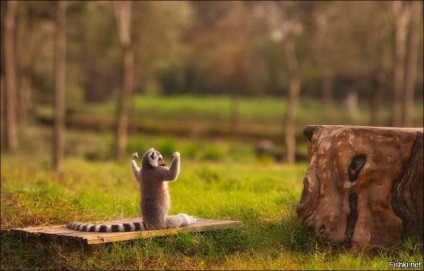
[9,227,90,244]
[7,219,243,245]
[86,220,243,245]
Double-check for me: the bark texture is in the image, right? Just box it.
[297,125,423,253]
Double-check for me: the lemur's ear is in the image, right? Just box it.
[148,151,158,167]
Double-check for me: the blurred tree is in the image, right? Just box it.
[265,2,317,164]
[189,2,270,138]
[2,0,19,151]
[391,1,420,127]
[11,1,57,110]
[53,1,66,172]
[312,2,394,126]
[16,3,33,122]
[282,28,302,165]
[188,2,271,97]
[133,1,192,95]
[227,2,244,138]
[112,1,135,160]
[311,3,338,120]
[79,2,120,102]
[316,12,337,120]
[365,2,393,126]
[402,1,421,127]
[392,0,408,127]
[15,2,56,121]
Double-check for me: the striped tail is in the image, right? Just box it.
[66,221,149,232]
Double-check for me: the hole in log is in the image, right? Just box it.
[348,155,366,182]
[344,193,358,248]
[303,126,318,142]
[299,177,309,204]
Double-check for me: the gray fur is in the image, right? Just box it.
[67,148,196,232]
[134,148,196,230]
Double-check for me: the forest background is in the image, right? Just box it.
[2,1,422,170]
[1,1,423,269]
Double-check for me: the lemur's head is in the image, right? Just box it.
[143,148,166,168]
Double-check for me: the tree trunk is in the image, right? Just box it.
[53,1,67,172]
[284,38,301,164]
[402,1,421,127]
[113,1,134,160]
[230,58,242,140]
[391,1,412,127]
[3,0,18,151]
[17,3,37,124]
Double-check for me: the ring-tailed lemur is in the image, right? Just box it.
[67,148,196,232]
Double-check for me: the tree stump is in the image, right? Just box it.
[296,125,423,253]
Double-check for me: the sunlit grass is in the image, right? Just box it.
[1,126,422,270]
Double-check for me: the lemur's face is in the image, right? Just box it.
[146,148,166,167]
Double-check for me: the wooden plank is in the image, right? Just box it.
[10,218,242,245]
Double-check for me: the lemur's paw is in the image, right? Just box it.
[131,152,139,159]
[173,151,180,157]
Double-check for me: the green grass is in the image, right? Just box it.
[95,94,424,126]
[1,126,423,270]
[37,95,424,142]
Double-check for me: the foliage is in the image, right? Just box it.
[1,126,423,270]
[10,1,423,102]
